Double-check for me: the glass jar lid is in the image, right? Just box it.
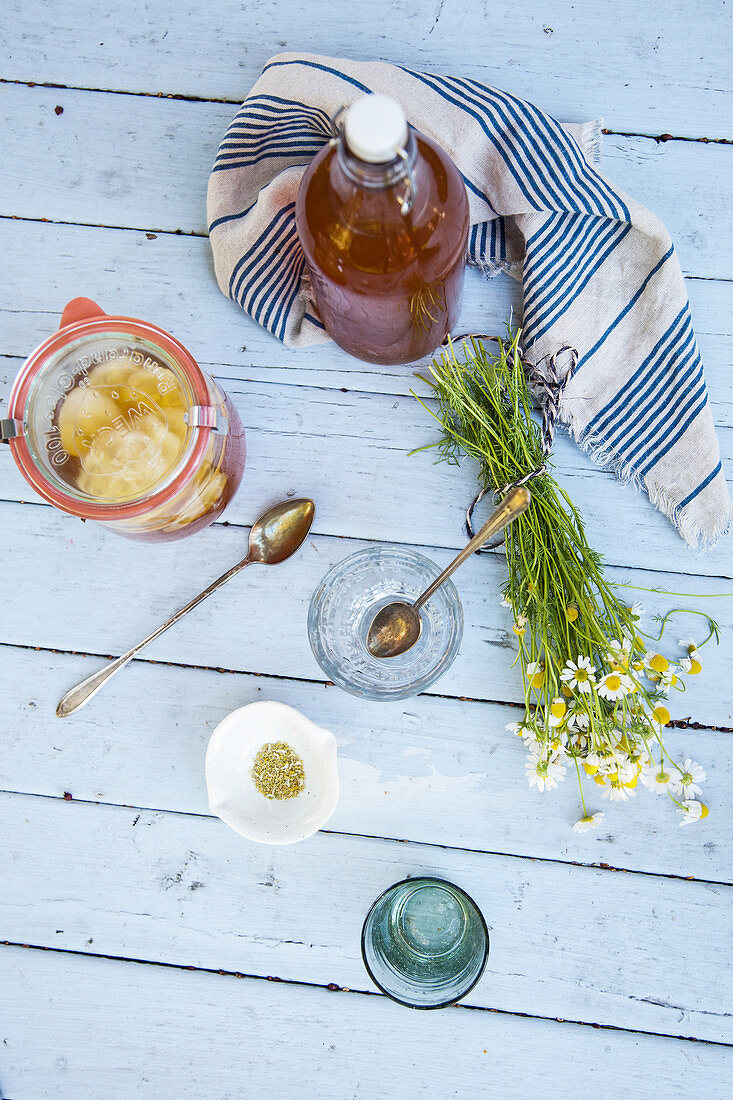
[5,299,217,519]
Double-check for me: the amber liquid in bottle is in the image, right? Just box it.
[296,130,469,365]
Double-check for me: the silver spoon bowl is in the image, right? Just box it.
[56,497,315,717]
[366,486,530,659]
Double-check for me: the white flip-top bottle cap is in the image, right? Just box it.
[343,94,409,163]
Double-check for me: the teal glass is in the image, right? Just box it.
[361,877,489,1009]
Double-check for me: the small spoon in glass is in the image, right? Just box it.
[56,497,316,718]
[366,486,530,659]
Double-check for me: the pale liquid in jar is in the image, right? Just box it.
[49,348,231,535]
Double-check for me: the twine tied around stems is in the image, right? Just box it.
[442,334,578,551]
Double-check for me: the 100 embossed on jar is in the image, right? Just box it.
[3,298,246,540]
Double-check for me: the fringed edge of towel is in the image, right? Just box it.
[468,256,522,281]
[557,406,733,551]
[575,119,604,168]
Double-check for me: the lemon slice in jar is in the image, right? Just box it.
[57,361,189,501]
[57,381,124,458]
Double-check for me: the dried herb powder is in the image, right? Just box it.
[251,741,306,800]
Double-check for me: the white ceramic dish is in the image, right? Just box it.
[205,700,339,845]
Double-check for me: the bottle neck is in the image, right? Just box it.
[337,129,417,192]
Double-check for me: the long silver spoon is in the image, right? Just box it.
[56,497,316,718]
[366,486,530,659]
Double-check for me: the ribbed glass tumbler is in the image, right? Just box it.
[361,877,489,1009]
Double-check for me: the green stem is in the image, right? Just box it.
[412,330,718,823]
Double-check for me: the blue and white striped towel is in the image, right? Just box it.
[207,52,731,546]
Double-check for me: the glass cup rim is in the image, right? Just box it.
[360,875,490,1010]
[308,545,464,701]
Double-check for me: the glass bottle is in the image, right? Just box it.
[296,94,469,366]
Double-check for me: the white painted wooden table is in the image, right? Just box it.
[1,2,732,1097]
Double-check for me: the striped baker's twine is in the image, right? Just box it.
[526,344,579,454]
[441,334,578,550]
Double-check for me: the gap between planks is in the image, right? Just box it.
[6,215,733,262]
[2,77,731,145]
[1,636,730,734]
[2,783,730,888]
[1,491,731,584]
[1,348,731,438]
[1,939,730,1047]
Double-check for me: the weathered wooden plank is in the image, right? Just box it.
[0,216,521,395]
[1,357,731,579]
[2,83,731,279]
[1,792,731,1040]
[0,501,730,727]
[4,946,731,1100]
[3,0,732,139]
[1,0,730,1089]
[0,219,730,412]
[1,646,729,881]
[0,213,728,406]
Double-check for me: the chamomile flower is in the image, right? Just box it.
[652,705,671,727]
[676,759,706,799]
[645,651,669,675]
[596,754,618,776]
[656,666,680,695]
[549,738,568,761]
[597,671,633,701]
[548,697,567,727]
[565,604,579,622]
[601,779,634,801]
[615,756,638,785]
[677,800,709,826]
[500,594,513,609]
[567,703,590,730]
[525,753,566,792]
[678,637,699,656]
[680,653,702,675]
[525,661,545,690]
[560,656,596,695]
[523,730,542,754]
[567,732,589,753]
[572,811,604,833]
[582,752,602,776]
[635,749,653,772]
[512,614,528,636]
[506,722,539,751]
[641,764,674,794]
[630,601,645,619]
[606,639,630,668]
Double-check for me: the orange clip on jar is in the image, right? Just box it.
[2,298,246,541]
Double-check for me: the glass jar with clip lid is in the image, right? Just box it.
[2,297,246,541]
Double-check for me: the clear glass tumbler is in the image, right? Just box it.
[361,877,489,1009]
[307,546,463,701]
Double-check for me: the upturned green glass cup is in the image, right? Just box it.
[361,877,489,1009]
